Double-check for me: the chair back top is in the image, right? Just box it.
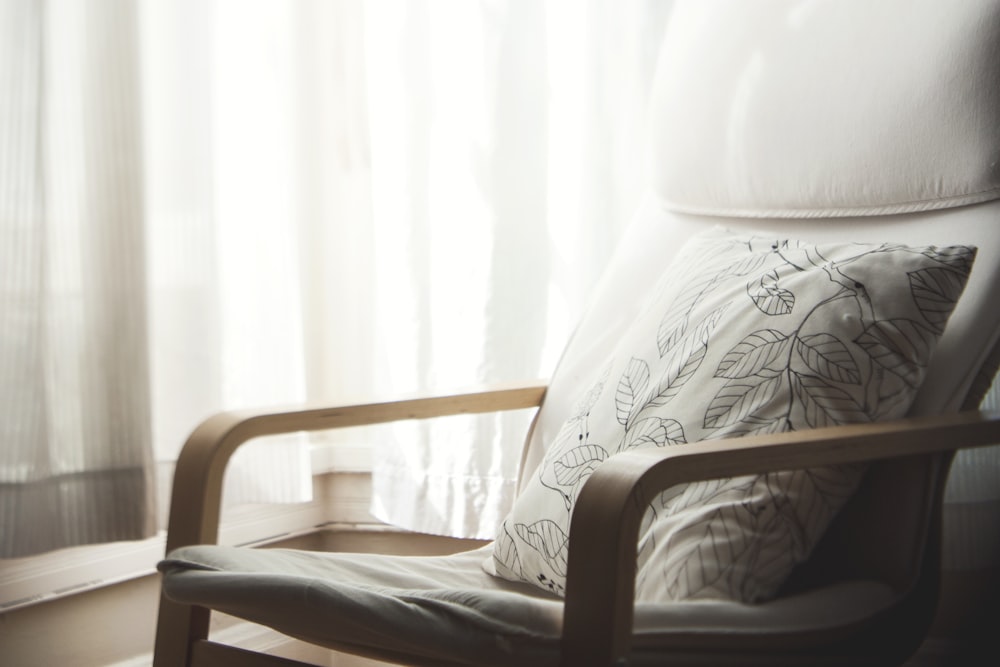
[522,0,1000,596]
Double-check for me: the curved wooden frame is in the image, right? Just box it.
[153,381,1000,667]
[561,409,1000,666]
[153,382,548,667]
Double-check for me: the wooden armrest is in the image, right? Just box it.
[164,381,547,553]
[559,409,1000,667]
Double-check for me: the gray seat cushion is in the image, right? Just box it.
[160,544,897,666]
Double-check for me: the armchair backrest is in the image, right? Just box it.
[521,0,1000,605]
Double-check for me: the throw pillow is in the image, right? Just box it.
[490,227,976,602]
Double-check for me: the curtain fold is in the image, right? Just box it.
[365,0,674,538]
[9,0,991,565]
[0,0,155,558]
[2,0,677,555]
[140,0,314,514]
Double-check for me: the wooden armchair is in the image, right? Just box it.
[153,390,1000,666]
[154,1,1000,665]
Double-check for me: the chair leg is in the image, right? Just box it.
[153,595,210,667]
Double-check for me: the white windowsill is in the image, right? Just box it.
[311,438,373,474]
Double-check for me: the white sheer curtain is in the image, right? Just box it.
[364,0,673,537]
[3,0,999,563]
[140,0,314,516]
[1,0,673,557]
[145,0,675,540]
[1,0,155,558]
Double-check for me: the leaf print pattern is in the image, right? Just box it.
[657,255,766,358]
[704,375,784,429]
[493,229,975,605]
[657,313,690,360]
[656,476,769,598]
[644,304,730,414]
[663,513,751,599]
[540,438,608,511]
[656,477,730,515]
[616,358,650,427]
[715,330,791,379]
[493,524,523,579]
[552,445,608,486]
[642,336,708,409]
[921,245,976,273]
[623,417,686,450]
[515,519,569,580]
[791,372,870,428]
[537,403,607,510]
[706,414,790,441]
[909,267,968,332]
[795,333,860,384]
[749,269,795,315]
[790,465,867,520]
[855,319,937,388]
[725,252,770,279]
[571,364,610,418]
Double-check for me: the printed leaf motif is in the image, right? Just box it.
[540,437,608,510]
[571,365,610,418]
[715,330,790,379]
[704,374,783,429]
[724,252,769,278]
[694,303,731,343]
[789,466,865,520]
[749,269,795,316]
[795,333,861,384]
[661,501,759,599]
[872,379,913,422]
[616,358,650,426]
[552,444,608,488]
[659,476,754,514]
[922,245,975,274]
[657,252,763,358]
[657,272,719,357]
[644,336,708,409]
[791,372,870,428]
[515,520,568,576]
[731,513,797,601]
[657,313,689,359]
[623,417,686,451]
[493,524,522,577]
[749,236,808,254]
[855,319,937,388]
[708,415,790,440]
[909,267,966,333]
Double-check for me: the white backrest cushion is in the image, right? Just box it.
[523,0,1000,481]
[650,0,1000,218]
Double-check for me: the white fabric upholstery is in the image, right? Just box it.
[650,0,1000,218]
